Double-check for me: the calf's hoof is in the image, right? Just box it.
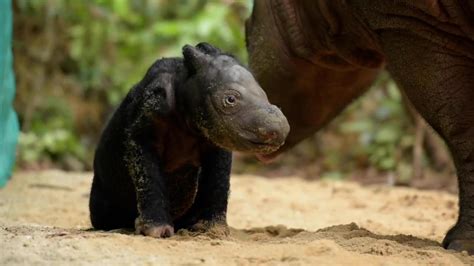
[189,220,230,237]
[135,218,174,238]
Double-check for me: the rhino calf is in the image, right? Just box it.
[89,43,289,238]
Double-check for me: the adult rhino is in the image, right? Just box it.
[245,0,474,253]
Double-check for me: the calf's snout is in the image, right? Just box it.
[253,105,289,146]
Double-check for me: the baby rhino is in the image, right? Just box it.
[89,43,289,238]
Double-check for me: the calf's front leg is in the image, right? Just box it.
[125,133,174,238]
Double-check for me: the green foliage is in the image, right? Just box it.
[17,97,86,169]
[339,76,414,172]
[302,73,422,184]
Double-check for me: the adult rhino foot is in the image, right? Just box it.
[445,240,474,254]
[442,223,474,254]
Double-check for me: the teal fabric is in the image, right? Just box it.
[0,0,19,187]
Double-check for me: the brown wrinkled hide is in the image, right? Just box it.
[246,0,474,253]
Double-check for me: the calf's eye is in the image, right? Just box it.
[224,95,237,106]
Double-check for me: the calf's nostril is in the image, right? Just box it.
[257,128,279,143]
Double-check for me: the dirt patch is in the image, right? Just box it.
[0,170,472,265]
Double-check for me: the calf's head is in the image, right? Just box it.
[178,43,289,155]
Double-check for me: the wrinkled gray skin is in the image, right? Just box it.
[246,0,474,253]
[179,44,289,154]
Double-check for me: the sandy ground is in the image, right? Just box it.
[0,170,472,265]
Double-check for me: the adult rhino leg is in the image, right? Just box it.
[380,31,474,253]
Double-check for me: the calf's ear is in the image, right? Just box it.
[196,42,221,56]
[182,44,212,75]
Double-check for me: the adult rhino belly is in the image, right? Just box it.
[165,166,199,220]
[349,0,474,45]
